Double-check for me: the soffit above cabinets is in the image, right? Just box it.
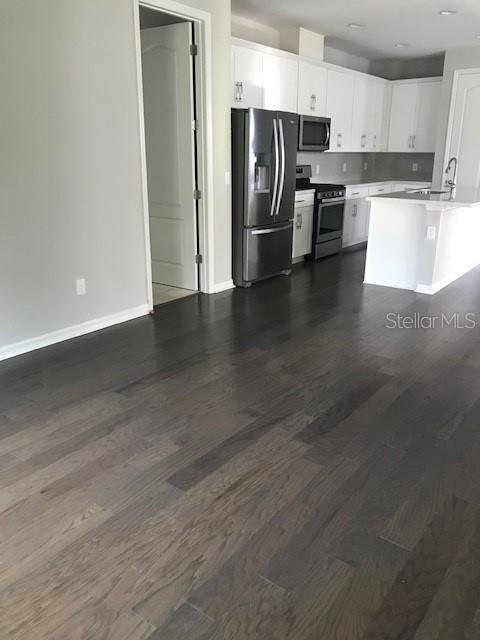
[232,0,480,59]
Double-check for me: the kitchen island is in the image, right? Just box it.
[364,188,480,294]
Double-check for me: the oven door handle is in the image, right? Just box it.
[325,122,330,147]
[318,197,345,205]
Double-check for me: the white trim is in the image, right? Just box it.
[0,305,150,363]
[133,2,154,312]
[213,279,235,293]
[134,0,216,296]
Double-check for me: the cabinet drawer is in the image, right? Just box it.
[346,185,369,200]
[295,190,315,206]
[368,183,393,196]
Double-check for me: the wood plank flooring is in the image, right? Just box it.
[2,248,480,639]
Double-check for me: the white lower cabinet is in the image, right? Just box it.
[293,192,314,259]
[343,198,369,247]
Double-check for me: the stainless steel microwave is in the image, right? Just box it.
[298,115,331,152]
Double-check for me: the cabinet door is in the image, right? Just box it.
[326,69,354,151]
[231,45,263,108]
[292,205,314,258]
[413,81,441,152]
[343,198,367,246]
[263,53,298,113]
[387,83,417,152]
[351,76,370,151]
[371,81,386,151]
[297,61,327,116]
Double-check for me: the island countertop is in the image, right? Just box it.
[368,186,480,208]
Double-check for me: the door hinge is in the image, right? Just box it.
[195,254,203,264]
[190,44,198,56]
[193,189,202,200]
[192,119,199,131]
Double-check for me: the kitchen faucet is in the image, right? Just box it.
[445,156,458,194]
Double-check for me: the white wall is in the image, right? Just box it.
[323,45,371,74]
[231,13,280,48]
[433,45,480,185]
[0,0,232,358]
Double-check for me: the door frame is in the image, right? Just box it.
[133,0,216,308]
[443,67,480,179]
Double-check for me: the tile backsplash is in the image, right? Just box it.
[296,152,434,184]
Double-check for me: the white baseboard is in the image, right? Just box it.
[0,304,150,363]
[213,279,235,294]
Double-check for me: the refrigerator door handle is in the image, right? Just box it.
[270,119,279,217]
[251,223,292,235]
[275,118,286,217]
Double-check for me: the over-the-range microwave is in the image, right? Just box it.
[298,115,331,152]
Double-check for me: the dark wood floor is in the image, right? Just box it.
[2,249,480,639]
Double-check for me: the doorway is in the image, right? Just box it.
[138,4,201,307]
[444,68,480,190]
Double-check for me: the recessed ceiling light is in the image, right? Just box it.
[348,23,365,29]
[438,9,457,15]
[395,43,411,48]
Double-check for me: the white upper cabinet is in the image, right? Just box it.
[231,45,263,109]
[326,69,355,151]
[387,79,441,152]
[297,60,327,116]
[351,76,370,151]
[414,81,441,152]
[370,81,386,151]
[262,53,299,112]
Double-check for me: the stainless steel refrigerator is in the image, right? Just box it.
[232,108,299,287]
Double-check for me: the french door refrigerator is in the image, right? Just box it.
[232,108,299,287]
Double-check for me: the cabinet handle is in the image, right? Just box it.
[310,94,316,111]
[407,135,412,149]
[412,135,416,149]
[353,204,358,217]
[296,212,303,229]
[361,134,366,149]
[234,81,241,102]
[352,192,360,196]
[337,132,342,148]
[373,135,377,148]
[239,81,244,101]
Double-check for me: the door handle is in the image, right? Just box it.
[252,223,292,235]
[275,119,286,217]
[270,119,279,217]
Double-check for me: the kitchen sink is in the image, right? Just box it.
[408,188,450,195]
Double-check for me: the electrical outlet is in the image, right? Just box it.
[76,278,86,296]
[315,164,321,174]
[342,162,347,173]
[426,226,436,240]
[363,162,368,171]
[412,162,418,172]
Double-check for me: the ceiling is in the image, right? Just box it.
[231,0,480,60]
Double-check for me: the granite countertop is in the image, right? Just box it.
[309,178,430,188]
[368,186,480,208]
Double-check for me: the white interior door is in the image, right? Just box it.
[445,70,480,190]
[141,23,198,290]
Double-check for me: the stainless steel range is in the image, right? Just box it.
[312,183,346,259]
[295,165,345,260]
